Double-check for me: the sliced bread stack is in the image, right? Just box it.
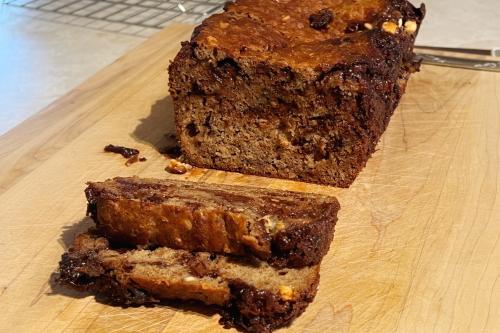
[59,177,340,333]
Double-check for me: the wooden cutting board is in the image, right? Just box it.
[0,24,499,333]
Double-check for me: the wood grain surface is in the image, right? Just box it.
[0,24,499,332]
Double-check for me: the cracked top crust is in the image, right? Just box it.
[191,0,425,72]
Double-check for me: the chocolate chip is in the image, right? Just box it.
[309,9,333,30]
[104,144,139,158]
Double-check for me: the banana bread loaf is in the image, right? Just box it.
[86,177,339,268]
[59,232,320,333]
[168,0,425,187]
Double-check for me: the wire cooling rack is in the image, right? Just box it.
[3,0,225,36]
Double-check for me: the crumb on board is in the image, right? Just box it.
[166,159,192,174]
[104,144,139,158]
[104,144,147,166]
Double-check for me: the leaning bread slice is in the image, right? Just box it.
[59,232,320,333]
[85,177,339,268]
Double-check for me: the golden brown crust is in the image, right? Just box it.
[86,177,339,268]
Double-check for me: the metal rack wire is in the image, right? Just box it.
[4,0,225,35]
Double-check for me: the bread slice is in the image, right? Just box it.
[59,232,320,333]
[85,177,339,268]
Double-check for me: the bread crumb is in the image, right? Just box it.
[219,22,229,29]
[166,159,192,174]
[184,276,197,282]
[125,154,139,166]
